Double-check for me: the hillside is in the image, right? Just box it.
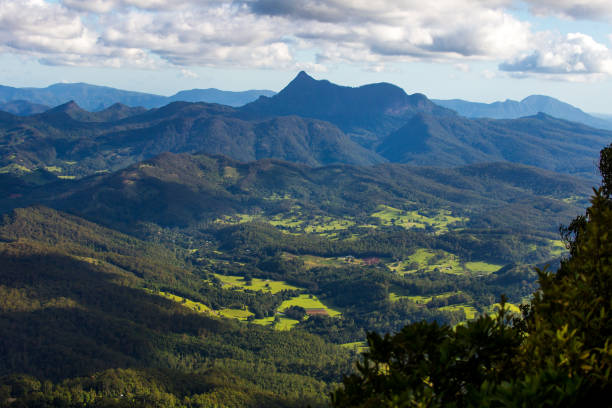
[378,112,611,179]
[0,206,352,407]
[0,100,49,116]
[0,100,383,176]
[434,95,612,130]
[1,152,587,231]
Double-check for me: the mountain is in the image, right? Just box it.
[433,95,612,130]
[168,88,276,106]
[0,100,383,176]
[0,99,49,115]
[0,83,167,111]
[44,101,147,122]
[1,73,612,181]
[241,71,455,146]
[377,112,611,180]
[0,83,275,111]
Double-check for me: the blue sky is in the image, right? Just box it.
[2,0,612,113]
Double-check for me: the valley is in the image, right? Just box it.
[0,72,604,407]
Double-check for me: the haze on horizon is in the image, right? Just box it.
[2,0,612,113]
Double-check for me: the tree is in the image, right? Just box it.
[332,145,612,407]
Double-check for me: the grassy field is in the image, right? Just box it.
[547,239,568,258]
[213,273,299,294]
[278,294,342,317]
[152,290,212,314]
[282,253,347,269]
[274,317,300,331]
[387,248,502,276]
[370,205,467,233]
[465,261,502,274]
[341,341,369,353]
[439,304,479,320]
[390,291,465,305]
[218,308,254,320]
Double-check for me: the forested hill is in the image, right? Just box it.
[377,112,610,179]
[2,152,588,233]
[0,206,353,407]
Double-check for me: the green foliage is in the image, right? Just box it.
[332,144,612,406]
[332,300,523,407]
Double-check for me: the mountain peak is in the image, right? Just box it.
[51,100,85,113]
[283,71,319,92]
[295,71,314,82]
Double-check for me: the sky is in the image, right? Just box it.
[2,0,612,113]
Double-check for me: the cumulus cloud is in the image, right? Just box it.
[500,32,612,79]
[525,0,612,21]
[0,0,156,67]
[0,0,609,81]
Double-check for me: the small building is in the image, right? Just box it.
[305,308,329,316]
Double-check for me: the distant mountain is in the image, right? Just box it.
[377,112,611,180]
[1,72,611,181]
[241,71,455,146]
[0,83,167,111]
[45,101,147,122]
[168,88,276,107]
[0,83,275,111]
[0,100,49,115]
[433,95,612,130]
[0,100,383,176]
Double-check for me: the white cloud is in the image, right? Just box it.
[500,32,612,79]
[526,0,612,21]
[0,0,608,81]
[179,68,198,78]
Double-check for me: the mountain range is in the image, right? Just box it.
[1,71,609,180]
[0,83,275,112]
[433,95,612,130]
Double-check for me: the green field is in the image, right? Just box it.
[152,290,212,314]
[213,273,299,293]
[341,341,369,353]
[465,261,502,274]
[218,308,254,320]
[279,294,342,317]
[390,291,470,307]
[370,205,467,233]
[275,317,300,331]
[283,253,347,269]
[387,248,501,276]
[0,163,31,173]
[439,304,479,319]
